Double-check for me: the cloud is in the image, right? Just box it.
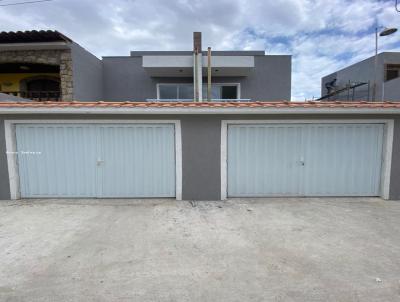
[0,0,399,100]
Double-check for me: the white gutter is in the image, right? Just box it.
[0,107,400,115]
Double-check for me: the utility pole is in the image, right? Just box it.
[373,27,378,101]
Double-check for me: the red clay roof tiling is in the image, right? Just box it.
[0,30,72,44]
[0,101,400,109]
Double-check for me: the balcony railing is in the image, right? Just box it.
[146,98,252,102]
[1,91,61,101]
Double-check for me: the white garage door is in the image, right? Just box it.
[227,123,384,197]
[16,123,176,198]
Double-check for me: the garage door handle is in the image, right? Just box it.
[97,158,104,166]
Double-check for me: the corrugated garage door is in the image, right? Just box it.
[227,123,384,197]
[16,124,176,198]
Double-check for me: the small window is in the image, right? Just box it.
[158,83,239,100]
[202,85,221,99]
[202,84,239,100]
[178,85,193,99]
[159,85,177,99]
[158,84,193,100]
[221,86,237,99]
[385,64,400,82]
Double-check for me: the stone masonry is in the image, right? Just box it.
[0,49,73,101]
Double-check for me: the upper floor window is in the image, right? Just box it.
[157,83,239,100]
[202,84,238,100]
[385,64,400,82]
[158,84,193,100]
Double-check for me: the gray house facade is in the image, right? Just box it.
[103,51,291,102]
[321,52,400,101]
[0,31,291,102]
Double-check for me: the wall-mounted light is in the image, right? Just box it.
[19,65,30,71]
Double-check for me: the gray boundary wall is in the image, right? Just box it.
[0,114,399,200]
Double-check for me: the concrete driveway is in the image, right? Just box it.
[0,198,399,302]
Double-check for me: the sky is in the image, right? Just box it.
[1,0,400,100]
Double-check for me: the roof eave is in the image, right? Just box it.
[0,107,400,115]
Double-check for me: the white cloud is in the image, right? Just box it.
[0,0,399,100]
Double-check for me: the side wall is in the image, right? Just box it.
[240,55,291,101]
[0,119,9,199]
[0,114,399,200]
[103,56,156,101]
[102,55,292,101]
[383,77,400,101]
[71,43,103,101]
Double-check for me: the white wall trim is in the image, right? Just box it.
[174,121,183,200]
[4,120,19,200]
[156,83,160,100]
[220,119,395,200]
[220,121,228,200]
[382,120,394,199]
[4,119,183,201]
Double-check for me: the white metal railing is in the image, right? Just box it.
[146,99,252,102]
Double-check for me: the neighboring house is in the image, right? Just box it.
[0,101,400,201]
[320,52,400,101]
[0,30,102,102]
[0,30,291,102]
[0,92,31,102]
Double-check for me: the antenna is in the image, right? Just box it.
[0,0,53,6]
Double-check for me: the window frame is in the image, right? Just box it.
[384,64,400,82]
[156,83,241,100]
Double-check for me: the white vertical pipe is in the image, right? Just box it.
[193,52,198,101]
[197,51,203,101]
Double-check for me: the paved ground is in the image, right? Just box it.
[0,198,400,302]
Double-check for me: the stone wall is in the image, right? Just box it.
[0,49,74,101]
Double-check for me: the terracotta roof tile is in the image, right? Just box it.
[0,101,400,109]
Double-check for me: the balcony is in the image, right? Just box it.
[0,63,61,101]
[142,55,255,77]
[1,90,60,101]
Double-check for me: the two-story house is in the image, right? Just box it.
[0,30,291,102]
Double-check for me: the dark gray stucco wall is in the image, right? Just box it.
[102,56,157,101]
[0,114,400,200]
[181,116,221,200]
[71,43,103,101]
[389,119,400,199]
[102,55,291,101]
[237,55,291,101]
